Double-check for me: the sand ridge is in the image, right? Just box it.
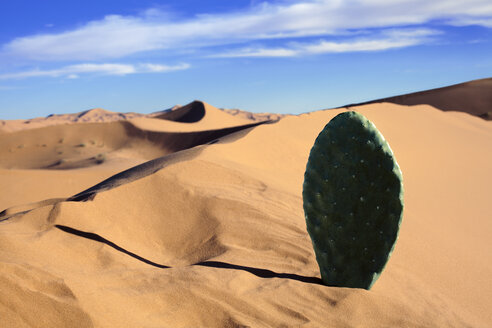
[343,77,492,120]
[1,87,491,326]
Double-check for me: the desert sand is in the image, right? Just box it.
[0,81,491,327]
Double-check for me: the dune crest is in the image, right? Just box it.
[344,77,492,120]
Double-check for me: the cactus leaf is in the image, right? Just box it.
[303,111,403,289]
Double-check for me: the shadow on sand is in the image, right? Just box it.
[55,224,323,286]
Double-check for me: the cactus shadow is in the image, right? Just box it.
[196,261,323,285]
[56,224,171,268]
[55,225,323,285]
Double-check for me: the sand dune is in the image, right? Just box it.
[1,92,491,327]
[0,101,272,211]
[0,108,144,134]
[0,102,270,172]
[344,77,492,120]
[221,108,286,122]
[0,101,265,134]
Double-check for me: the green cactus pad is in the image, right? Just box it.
[303,111,403,290]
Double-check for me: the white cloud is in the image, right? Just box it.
[214,28,439,57]
[450,17,492,28]
[1,0,491,61]
[0,63,190,80]
[214,47,299,58]
[139,63,191,72]
[305,39,415,53]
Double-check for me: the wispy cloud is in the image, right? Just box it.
[450,16,492,28]
[0,63,190,80]
[1,0,491,61]
[213,28,439,57]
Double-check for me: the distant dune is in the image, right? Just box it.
[0,81,491,327]
[221,108,286,122]
[0,101,271,172]
[0,108,145,134]
[0,102,279,134]
[344,78,492,120]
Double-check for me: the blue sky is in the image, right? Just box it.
[0,0,491,119]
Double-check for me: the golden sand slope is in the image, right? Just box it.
[1,99,491,327]
[345,78,492,120]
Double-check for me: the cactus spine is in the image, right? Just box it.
[303,111,403,289]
